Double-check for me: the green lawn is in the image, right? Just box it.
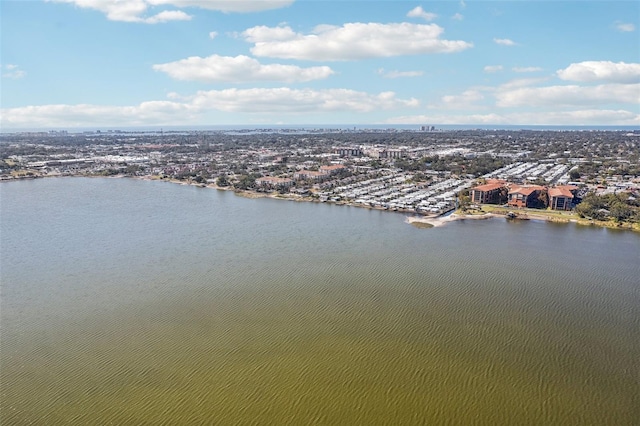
[478,204,577,219]
[472,204,639,232]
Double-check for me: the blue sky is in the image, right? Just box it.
[1,0,638,129]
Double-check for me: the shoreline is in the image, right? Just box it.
[407,209,640,232]
[5,174,639,233]
[149,177,639,232]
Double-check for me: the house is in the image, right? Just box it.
[548,185,578,210]
[508,185,546,208]
[470,182,507,204]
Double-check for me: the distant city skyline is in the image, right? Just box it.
[1,0,639,128]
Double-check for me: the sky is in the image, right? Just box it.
[1,0,639,129]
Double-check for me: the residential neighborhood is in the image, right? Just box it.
[1,127,639,226]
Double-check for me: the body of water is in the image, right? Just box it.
[1,177,638,424]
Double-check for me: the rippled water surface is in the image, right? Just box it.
[1,178,639,424]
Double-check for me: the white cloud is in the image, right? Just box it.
[188,88,419,112]
[407,6,437,21]
[0,101,198,128]
[440,90,485,109]
[48,0,293,23]
[377,69,423,79]
[557,61,640,84]
[241,25,299,43]
[495,83,640,107]
[423,70,638,123]
[512,66,543,73]
[242,23,473,61]
[147,0,295,13]
[451,13,464,21]
[1,88,420,127]
[208,31,218,39]
[484,65,503,73]
[49,0,193,23]
[508,109,640,125]
[615,22,635,32]
[459,1,466,10]
[153,54,334,83]
[2,64,26,79]
[493,38,517,46]
[143,10,191,24]
[387,110,640,125]
[2,70,26,79]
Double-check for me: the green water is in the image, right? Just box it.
[1,178,638,424]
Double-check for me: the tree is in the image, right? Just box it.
[575,199,594,218]
[411,172,430,183]
[569,169,581,180]
[575,192,639,223]
[536,189,549,209]
[497,187,509,205]
[458,190,471,211]
[234,174,256,190]
[610,202,632,222]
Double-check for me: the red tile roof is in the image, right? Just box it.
[509,185,545,196]
[559,184,578,191]
[548,186,575,198]
[472,183,505,192]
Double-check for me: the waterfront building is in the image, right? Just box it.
[470,181,507,204]
[548,185,578,210]
[508,185,546,208]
